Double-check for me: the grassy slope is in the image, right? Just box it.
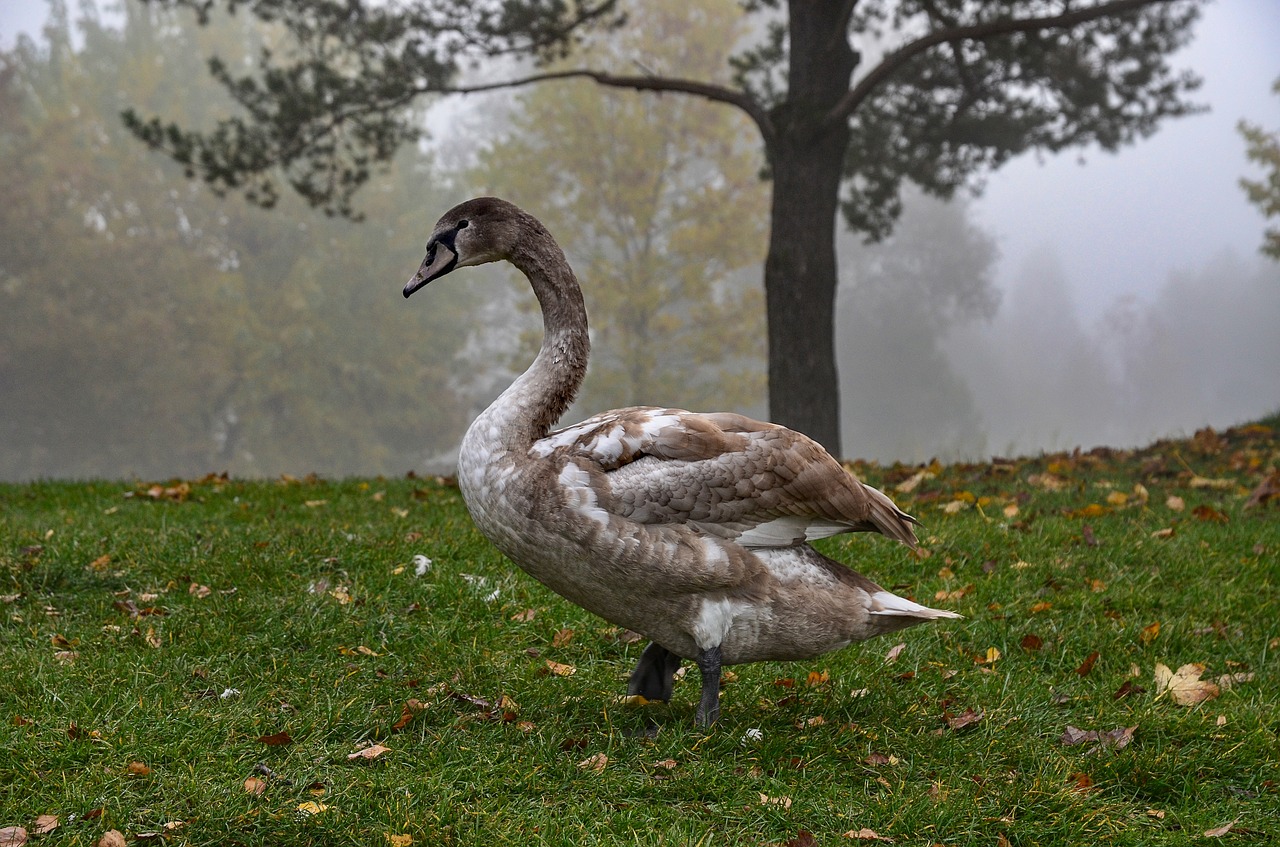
[1,417,1277,846]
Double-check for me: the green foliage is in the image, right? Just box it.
[470,0,768,414]
[0,3,478,479]
[1238,78,1280,261]
[2,419,1277,844]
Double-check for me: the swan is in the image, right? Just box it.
[404,197,960,726]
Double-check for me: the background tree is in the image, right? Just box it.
[1239,78,1280,261]
[0,0,478,479]
[469,0,768,417]
[836,191,998,461]
[126,0,1204,456]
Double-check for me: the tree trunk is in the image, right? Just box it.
[762,1,857,456]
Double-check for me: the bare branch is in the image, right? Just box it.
[824,0,1186,130]
[436,69,775,149]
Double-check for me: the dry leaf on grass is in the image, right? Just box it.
[0,827,27,847]
[127,760,151,776]
[297,801,328,816]
[883,643,906,663]
[97,831,126,847]
[348,743,391,761]
[32,817,57,836]
[577,752,608,773]
[1154,663,1220,706]
[544,659,576,677]
[758,793,792,810]
[1060,725,1135,753]
[244,776,268,795]
[257,730,293,746]
[1140,622,1161,645]
[386,835,414,847]
[1204,819,1239,837]
[1075,651,1100,676]
[944,708,984,731]
[843,828,893,842]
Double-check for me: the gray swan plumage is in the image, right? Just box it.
[404,197,960,726]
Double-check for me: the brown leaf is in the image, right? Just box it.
[0,827,28,847]
[654,759,678,770]
[758,793,792,809]
[392,698,425,732]
[843,828,893,842]
[1075,650,1100,676]
[257,730,293,746]
[883,642,906,663]
[244,776,268,795]
[1244,470,1280,509]
[551,628,575,648]
[97,831,126,847]
[944,707,984,731]
[1020,633,1044,652]
[1154,663,1221,706]
[1112,680,1146,700]
[1068,772,1096,794]
[188,583,212,598]
[1139,622,1161,645]
[806,669,830,687]
[510,608,536,622]
[32,816,58,836]
[1029,601,1053,613]
[386,835,414,847]
[577,752,608,773]
[1204,819,1239,837]
[1191,504,1229,523]
[127,760,151,776]
[347,743,391,761]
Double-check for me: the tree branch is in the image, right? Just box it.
[824,0,1186,130]
[436,69,775,150]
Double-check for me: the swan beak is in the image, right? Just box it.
[403,242,458,298]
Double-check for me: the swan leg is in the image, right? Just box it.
[694,644,723,727]
[627,642,683,702]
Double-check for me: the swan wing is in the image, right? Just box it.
[532,407,918,549]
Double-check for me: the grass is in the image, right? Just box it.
[2,416,1277,846]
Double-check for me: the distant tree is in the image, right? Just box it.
[1239,77,1280,261]
[470,0,767,416]
[836,192,998,460]
[0,1,475,479]
[124,0,1204,455]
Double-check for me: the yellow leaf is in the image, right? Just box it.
[545,659,577,677]
[1106,491,1130,507]
[1140,621,1161,644]
[296,801,328,816]
[758,793,792,809]
[387,835,414,847]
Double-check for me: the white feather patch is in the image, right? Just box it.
[691,596,739,651]
[869,590,963,619]
[557,462,611,529]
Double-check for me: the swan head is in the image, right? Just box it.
[403,197,523,298]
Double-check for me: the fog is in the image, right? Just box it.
[1,0,1277,479]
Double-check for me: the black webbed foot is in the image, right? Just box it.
[627,641,683,702]
[694,644,723,727]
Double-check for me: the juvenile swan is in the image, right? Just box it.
[404,197,960,726]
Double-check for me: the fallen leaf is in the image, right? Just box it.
[32,817,57,836]
[883,643,906,663]
[511,608,536,622]
[1166,495,1186,511]
[544,659,576,677]
[257,730,293,746]
[552,628,575,648]
[244,776,268,795]
[654,759,678,770]
[1244,470,1280,509]
[1020,633,1044,652]
[1216,671,1256,690]
[1189,476,1234,490]
[1075,650,1100,676]
[1113,680,1146,700]
[386,835,414,847]
[806,669,830,686]
[975,647,1001,665]
[97,831,126,847]
[296,801,328,816]
[392,698,426,731]
[944,708,984,731]
[1029,601,1052,613]
[758,793,792,810]
[188,583,211,598]
[577,752,608,773]
[843,828,893,842]
[1068,772,1096,794]
[1192,504,1229,523]
[1204,819,1239,837]
[1140,622,1161,645]
[1151,527,1175,539]
[1154,663,1220,706]
[1147,809,1166,819]
[785,831,816,847]
[127,760,151,776]
[0,827,27,847]
[347,743,391,761]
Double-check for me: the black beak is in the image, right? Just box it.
[403,240,458,298]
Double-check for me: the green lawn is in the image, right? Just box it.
[2,418,1277,846]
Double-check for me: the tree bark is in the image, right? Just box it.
[761,1,858,456]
